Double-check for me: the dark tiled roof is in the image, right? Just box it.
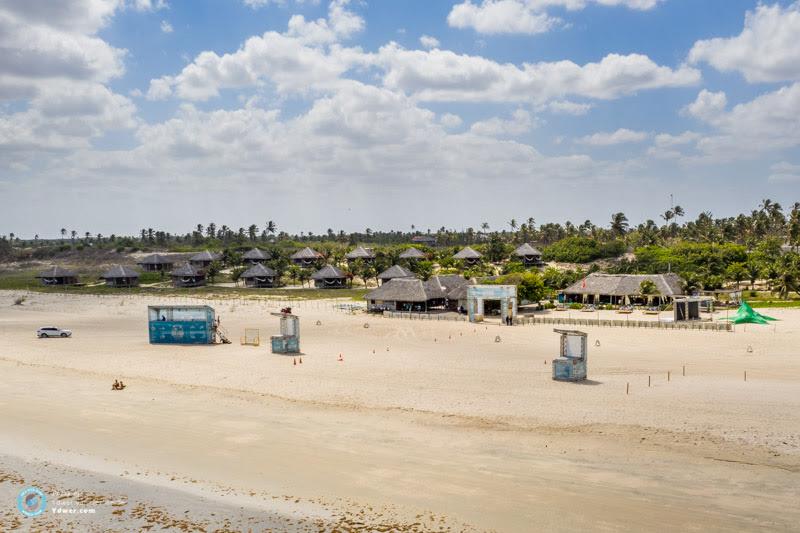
[311,264,346,280]
[240,263,277,278]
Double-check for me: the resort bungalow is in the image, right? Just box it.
[398,247,426,261]
[311,264,347,289]
[513,243,544,267]
[99,265,140,288]
[377,264,415,285]
[291,247,323,267]
[189,250,221,269]
[36,266,78,286]
[453,246,483,266]
[411,235,437,246]
[346,246,375,264]
[170,263,206,288]
[136,254,174,272]
[242,248,270,265]
[239,263,277,288]
[365,274,468,312]
[561,273,685,306]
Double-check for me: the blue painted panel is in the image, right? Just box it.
[149,320,212,344]
[271,335,300,353]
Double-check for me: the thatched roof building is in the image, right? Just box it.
[453,246,482,265]
[189,250,221,268]
[291,247,323,267]
[242,248,270,265]
[365,274,470,312]
[346,246,375,263]
[137,254,174,272]
[99,265,139,288]
[562,273,685,305]
[398,247,426,260]
[36,266,78,286]
[170,263,206,288]
[513,243,543,266]
[311,264,346,289]
[377,264,415,284]
[240,263,277,288]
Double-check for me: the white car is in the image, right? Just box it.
[37,327,72,338]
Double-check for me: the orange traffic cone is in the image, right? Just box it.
[338,353,343,362]
[299,357,303,364]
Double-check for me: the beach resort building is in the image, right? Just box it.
[513,243,544,267]
[242,248,270,265]
[170,263,207,288]
[377,264,416,285]
[311,264,347,288]
[99,265,140,288]
[365,274,470,312]
[411,235,437,246]
[36,266,78,286]
[345,246,375,264]
[239,263,277,288]
[189,250,221,269]
[561,273,685,305]
[453,246,483,266]
[136,254,174,272]
[398,247,426,261]
[291,247,323,267]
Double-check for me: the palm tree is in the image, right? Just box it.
[207,223,217,240]
[248,224,258,242]
[70,230,77,243]
[266,221,277,236]
[508,219,518,232]
[610,212,628,237]
[60,228,66,242]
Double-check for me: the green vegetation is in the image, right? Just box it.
[542,237,625,263]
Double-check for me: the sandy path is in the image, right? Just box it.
[0,291,798,531]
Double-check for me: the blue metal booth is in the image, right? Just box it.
[552,329,588,382]
[148,305,216,344]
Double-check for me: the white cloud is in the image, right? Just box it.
[576,128,648,145]
[688,2,800,83]
[544,99,593,115]
[160,20,173,33]
[439,113,463,128]
[419,35,440,49]
[447,0,664,35]
[131,0,168,12]
[653,130,699,148]
[377,45,700,103]
[470,109,534,136]
[683,89,727,122]
[768,161,800,183]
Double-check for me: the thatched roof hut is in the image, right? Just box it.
[240,263,277,288]
[453,246,482,265]
[365,274,469,312]
[377,264,415,284]
[399,247,425,260]
[189,250,221,268]
[345,246,375,262]
[311,264,347,288]
[137,254,174,272]
[291,247,323,266]
[242,248,270,264]
[562,273,685,305]
[36,266,78,286]
[170,263,206,288]
[513,243,543,266]
[99,265,140,288]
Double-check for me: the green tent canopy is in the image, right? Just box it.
[722,301,778,325]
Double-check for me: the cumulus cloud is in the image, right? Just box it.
[544,99,593,115]
[377,45,700,103]
[419,35,440,49]
[447,0,664,35]
[683,89,727,122]
[160,20,173,33]
[439,113,463,128]
[688,2,800,83]
[469,109,535,136]
[576,128,648,145]
[768,161,800,183]
[653,131,700,148]
[131,0,168,11]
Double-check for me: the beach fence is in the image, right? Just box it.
[516,315,732,332]
[383,311,468,322]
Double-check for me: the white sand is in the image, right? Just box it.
[0,290,798,531]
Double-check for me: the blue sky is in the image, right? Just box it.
[1,0,799,237]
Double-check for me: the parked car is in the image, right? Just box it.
[37,327,72,338]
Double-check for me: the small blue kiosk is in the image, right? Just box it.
[148,305,220,344]
[552,329,588,382]
[271,311,300,354]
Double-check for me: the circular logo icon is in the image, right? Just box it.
[170,325,184,339]
[17,487,47,517]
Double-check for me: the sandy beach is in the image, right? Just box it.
[0,290,798,531]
